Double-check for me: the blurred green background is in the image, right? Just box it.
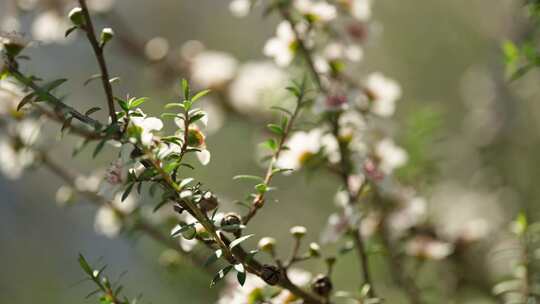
[1,0,537,303]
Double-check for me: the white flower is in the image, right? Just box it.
[276,129,323,170]
[0,136,35,179]
[294,0,337,23]
[0,80,24,115]
[196,149,211,166]
[191,51,238,88]
[229,0,250,18]
[94,193,137,238]
[55,185,74,206]
[16,120,40,145]
[365,72,401,117]
[263,21,297,67]
[374,138,407,174]
[388,196,427,235]
[228,61,289,113]
[31,11,71,44]
[130,116,163,146]
[350,0,372,21]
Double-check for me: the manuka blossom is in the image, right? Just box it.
[94,193,138,238]
[190,50,238,88]
[264,21,298,67]
[31,10,71,44]
[129,116,164,146]
[228,61,290,114]
[229,0,250,18]
[294,0,337,23]
[276,129,323,170]
[0,136,36,179]
[374,138,408,174]
[364,72,402,117]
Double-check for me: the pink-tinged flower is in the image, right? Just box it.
[405,236,454,260]
[388,196,427,235]
[374,138,408,174]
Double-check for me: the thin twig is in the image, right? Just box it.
[242,85,305,225]
[78,0,118,124]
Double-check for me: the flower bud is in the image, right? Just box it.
[187,127,205,148]
[220,212,241,233]
[258,237,276,253]
[290,226,307,238]
[100,27,114,47]
[309,242,321,257]
[260,264,280,285]
[311,274,333,296]
[68,7,85,27]
[199,191,218,212]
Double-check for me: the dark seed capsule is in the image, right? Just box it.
[220,213,241,233]
[311,274,333,297]
[199,192,218,212]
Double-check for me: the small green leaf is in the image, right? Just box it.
[181,79,190,99]
[191,89,211,102]
[42,78,67,92]
[78,254,93,276]
[129,97,148,109]
[65,26,78,37]
[210,265,233,287]
[254,183,267,193]
[84,74,102,86]
[235,264,246,286]
[267,123,283,135]
[17,93,35,111]
[270,106,293,116]
[204,249,223,267]
[85,107,101,116]
[233,175,264,182]
[121,183,134,201]
[92,139,107,158]
[261,138,277,151]
[229,234,254,249]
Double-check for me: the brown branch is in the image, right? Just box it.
[37,152,213,272]
[78,0,117,124]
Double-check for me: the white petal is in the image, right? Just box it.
[196,149,211,165]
